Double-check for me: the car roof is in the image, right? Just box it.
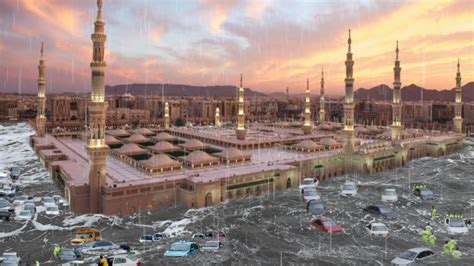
[302,178,314,181]
[371,223,386,226]
[384,188,396,191]
[344,181,356,185]
[407,247,432,253]
[373,204,389,208]
[172,240,194,245]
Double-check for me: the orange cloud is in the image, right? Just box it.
[199,0,239,32]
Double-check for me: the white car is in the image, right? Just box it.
[299,178,319,193]
[302,189,321,202]
[42,197,56,207]
[366,222,388,237]
[109,254,140,265]
[391,247,434,265]
[202,240,222,252]
[0,252,21,265]
[13,196,31,205]
[16,210,33,220]
[0,172,10,184]
[381,188,398,202]
[341,181,357,196]
[45,206,60,215]
[139,233,163,243]
[0,185,16,196]
[445,217,469,235]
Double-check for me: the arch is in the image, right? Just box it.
[205,192,213,207]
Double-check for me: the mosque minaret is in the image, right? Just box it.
[302,78,312,134]
[164,101,170,129]
[454,59,463,133]
[343,29,355,154]
[215,107,222,127]
[87,0,109,213]
[36,42,46,137]
[391,41,402,141]
[236,74,246,140]
[319,69,326,124]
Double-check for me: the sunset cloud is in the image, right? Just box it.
[0,0,472,95]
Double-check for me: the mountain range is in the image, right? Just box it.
[104,84,267,98]
[354,82,474,102]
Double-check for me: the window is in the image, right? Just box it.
[114,258,126,264]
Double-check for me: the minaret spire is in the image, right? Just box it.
[236,74,246,140]
[343,29,355,155]
[303,78,312,134]
[319,67,326,123]
[36,42,46,137]
[87,0,109,214]
[454,58,463,133]
[391,41,402,142]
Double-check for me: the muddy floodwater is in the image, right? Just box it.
[1,122,473,265]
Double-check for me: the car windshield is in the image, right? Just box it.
[399,251,417,260]
[322,220,337,227]
[302,180,314,185]
[379,207,393,214]
[141,235,153,240]
[16,196,27,201]
[305,190,319,197]
[450,219,465,227]
[204,241,219,247]
[383,190,397,196]
[343,184,355,190]
[420,189,433,195]
[61,250,75,256]
[43,198,54,202]
[310,203,324,210]
[19,211,30,216]
[372,225,387,231]
[75,233,92,239]
[47,207,58,211]
[170,243,190,251]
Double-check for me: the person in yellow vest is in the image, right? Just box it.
[447,237,457,255]
[431,206,436,221]
[99,255,109,266]
[424,223,433,235]
[53,244,60,257]
[443,240,450,255]
[35,261,40,266]
[428,234,436,247]
[419,229,429,243]
[452,246,462,260]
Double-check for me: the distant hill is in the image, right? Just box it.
[105,83,267,98]
[354,82,474,102]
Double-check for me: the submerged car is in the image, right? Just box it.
[363,204,397,219]
[303,189,321,202]
[57,248,81,262]
[15,210,33,221]
[306,200,326,215]
[310,216,343,233]
[139,233,163,243]
[0,210,12,221]
[0,252,21,266]
[45,206,60,216]
[381,188,398,202]
[445,217,469,235]
[107,254,140,265]
[12,196,32,206]
[202,240,222,252]
[78,240,120,253]
[391,247,434,265]
[299,178,319,194]
[366,223,388,237]
[164,241,200,257]
[413,187,434,200]
[22,202,36,214]
[42,197,56,207]
[340,181,357,196]
[0,199,14,213]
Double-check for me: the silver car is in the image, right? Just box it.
[79,240,120,253]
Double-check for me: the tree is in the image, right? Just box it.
[175,117,185,127]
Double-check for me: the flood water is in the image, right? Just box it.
[1,122,473,265]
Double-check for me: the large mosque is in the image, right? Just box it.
[30,1,465,215]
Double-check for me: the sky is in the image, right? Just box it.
[0,0,473,95]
